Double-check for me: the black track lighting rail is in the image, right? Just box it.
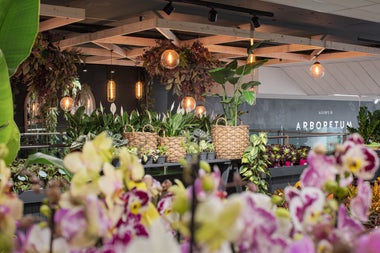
[166,0,274,17]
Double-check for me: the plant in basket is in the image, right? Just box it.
[208,43,267,126]
[157,105,198,162]
[208,43,267,160]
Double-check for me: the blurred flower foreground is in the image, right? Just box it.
[0,132,380,253]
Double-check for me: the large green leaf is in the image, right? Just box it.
[26,152,72,180]
[0,0,40,76]
[0,0,39,165]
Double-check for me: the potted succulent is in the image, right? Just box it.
[152,145,168,164]
[198,139,209,160]
[206,142,216,160]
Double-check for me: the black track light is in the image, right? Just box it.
[163,1,174,15]
[250,15,260,29]
[208,8,217,22]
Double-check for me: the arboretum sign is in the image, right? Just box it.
[295,120,353,131]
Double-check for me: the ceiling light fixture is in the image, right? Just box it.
[161,49,180,69]
[309,61,325,79]
[60,96,74,112]
[107,50,116,102]
[208,8,217,22]
[181,96,196,112]
[163,1,175,15]
[250,15,260,30]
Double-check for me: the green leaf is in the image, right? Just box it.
[242,90,255,105]
[0,0,40,76]
[26,152,72,180]
[0,0,39,165]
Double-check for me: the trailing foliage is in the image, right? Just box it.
[139,40,220,100]
[239,132,270,193]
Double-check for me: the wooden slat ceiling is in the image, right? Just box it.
[39,1,380,100]
[39,3,380,67]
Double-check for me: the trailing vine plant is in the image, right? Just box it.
[239,132,270,193]
[12,33,83,131]
[138,40,220,101]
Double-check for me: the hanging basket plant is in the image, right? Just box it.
[138,40,220,100]
[12,33,83,131]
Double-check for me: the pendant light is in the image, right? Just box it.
[160,49,179,69]
[60,96,74,112]
[181,96,196,112]
[107,50,116,102]
[135,81,143,100]
[135,68,144,100]
[247,39,256,64]
[309,61,325,79]
[195,105,206,117]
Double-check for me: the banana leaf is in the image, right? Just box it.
[0,0,39,165]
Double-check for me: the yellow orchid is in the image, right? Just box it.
[118,148,145,188]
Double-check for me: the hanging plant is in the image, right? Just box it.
[138,40,220,100]
[12,33,83,131]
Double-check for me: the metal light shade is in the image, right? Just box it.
[247,53,256,64]
[60,96,74,112]
[195,105,206,117]
[107,79,116,102]
[160,49,179,69]
[181,96,196,112]
[135,80,143,100]
[310,61,325,79]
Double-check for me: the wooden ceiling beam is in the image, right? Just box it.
[182,35,248,46]
[156,18,380,55]
[39,4,85,32]
[95,35,158,47]
[58,18,158,49]
[92,42,128,58]
[155,28,181,46]
[317,51,373,60]
[85,56,139,66]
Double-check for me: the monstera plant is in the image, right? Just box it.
[0,0,40,165]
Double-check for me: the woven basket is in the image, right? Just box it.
[123,124,158,152]
[159,134,186,163]
[211,118,249,160]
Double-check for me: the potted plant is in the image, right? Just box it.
[208,47,267,160]
[239,132,270,193]
[198,139,208,160]
[157,105,197,162]
[206,142,216,160]
[152,145,168,164]
[208,43,267,126]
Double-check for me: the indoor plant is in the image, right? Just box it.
[0,0,39,166]
[139,40,219,100]
[12,33,83,132]
[208,44,267,126]
[239,132,270,193]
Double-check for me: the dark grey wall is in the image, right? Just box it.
[205,96,376,132]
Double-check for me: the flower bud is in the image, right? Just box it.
[271,195,284,206]
[323,180,338,194]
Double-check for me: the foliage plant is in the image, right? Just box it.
[239,132,270,193]
[157,106,198,137]
[347,106,380,144]
[208,44,267,126]
[0,0,39,166]
[139,40,219,100]
[12,33,83,131]
[10,157,70,194]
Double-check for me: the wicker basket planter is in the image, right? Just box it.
[123,124,158,152]
[159,136,186,162]
[211,118,249,160]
